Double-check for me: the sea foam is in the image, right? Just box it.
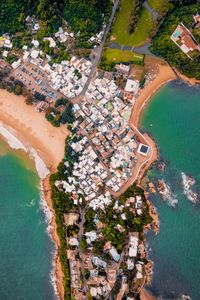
[0,123,58,299]
[181,172,198,203]
[157,179,178,208]
[0,123,27,152]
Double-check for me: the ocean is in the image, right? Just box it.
[141,81,200,300]
[0,139,57,300]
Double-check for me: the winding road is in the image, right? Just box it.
[71,0,120,104]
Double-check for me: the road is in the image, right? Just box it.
[108,42,157,57]
[143,0,158,22]
[71,0,120,104]
[107,0,159,58]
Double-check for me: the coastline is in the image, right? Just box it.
[0,89,68,170]
[130,60,177,128]
[129,60,177,186]
[0,89,67,300]
[42,176,65,300]
[0,59,197,300]
[130,60,176,300]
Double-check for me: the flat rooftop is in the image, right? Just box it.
[137,143,150,156]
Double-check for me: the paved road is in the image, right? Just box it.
[71,0,120,104]
[143,0,158,21]
[109,42,157,57]
[107,0,159,58]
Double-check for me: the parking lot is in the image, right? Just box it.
[11,62,63,102]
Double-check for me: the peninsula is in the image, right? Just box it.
[0,0,199,300]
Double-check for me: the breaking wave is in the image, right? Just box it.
[181,172,198,204]
[157,179,178,208]
[0,122,58,299]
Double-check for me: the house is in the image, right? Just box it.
[31,39,39,48]
[11,59,21,69]
[92,256,107,268]
[109,247,120,262]
[68,237,79,247]
[35,101,49,112]
[85,231,97,244]
[44,37,56,48]
[124,78,139,93]
[2,50,8,58]
[129,232,139,258]
[115,63,130,75]
[170,22,200,59]
[4,39,13,49]
[30,49,40,59]
[123,78,139,102]
[193,13,200,28]
[64,212,79,226]
[0,36,5,47]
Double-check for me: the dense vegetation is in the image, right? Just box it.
[151,0,200,78]
[49,135,79,300]
[109,0,154,47]
[63,0,112,46]
[49,127,153,298]
[45,100,75,127]
[0,0,112,43]
[128,0,144,34]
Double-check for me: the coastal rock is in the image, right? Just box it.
[181,172,198,203]
[157,179,178,207]
[148,182,156,194]
[156,161,165,172]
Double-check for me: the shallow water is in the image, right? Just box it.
[141,81,200,300]
[0,139,57,300]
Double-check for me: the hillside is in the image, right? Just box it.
[151,0,200,79]
[0,0,112,41]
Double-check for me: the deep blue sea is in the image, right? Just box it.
[141,81,200,300]
[0,139,57,300]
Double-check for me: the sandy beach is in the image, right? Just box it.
[131,60,177,128]
[0,89,67,300]
[0,89,67,170]
[129,59,177,185]
[0,60,180,300]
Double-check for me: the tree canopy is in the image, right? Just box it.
[151,0,200,79]
[0,0,112,41]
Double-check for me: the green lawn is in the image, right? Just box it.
[130,8,153,46]
[103,48,144,64]
[110,0,154,47]
[148,0,170,13]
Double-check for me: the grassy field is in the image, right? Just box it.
[148,0,170,13]
[110,0,154,47]
[102,48,144,64]
[130,8,153,46]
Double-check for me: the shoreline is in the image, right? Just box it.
[130,60,176,300]
[130,60,177,128]
[0,59,198,300]
[0,89,67,300]
[129,60,177,186]
[136,62,200,300]
[42,176,65,300]
[0,123,64,300]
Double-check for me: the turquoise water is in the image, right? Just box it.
[141,81,200,299]
[0,140,57,300]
